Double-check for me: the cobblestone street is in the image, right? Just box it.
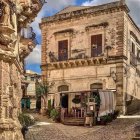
[25,117,139,140]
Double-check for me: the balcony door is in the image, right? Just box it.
[58,40,68,61]
[91,34,102,57]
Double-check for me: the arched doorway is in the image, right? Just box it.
[58,85,69,92]
[58,85,69,108]
[90,83,103,90]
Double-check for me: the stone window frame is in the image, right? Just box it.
[54,31,73,61]
[130,31,140,57]
[87,30,105,58]
[85,23,108,58]
[130,37,136,56]
[58,85,69,92]
[30,77,34,81]
[90,83,103,90]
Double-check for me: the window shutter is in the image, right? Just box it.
[91,35,97,57]
[131,42,135,55]
[91,34,102,57]
[58,40,68,61]
[97,34,102,55]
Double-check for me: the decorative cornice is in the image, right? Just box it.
[130,31,140,45]
[41,1,129,24]
[54,29,74,35]
[85,22,109,30]
[17,0,45,29]
[128,15,140,34]
[47,57,107,70]
[0,50,23,73]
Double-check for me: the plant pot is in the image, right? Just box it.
[100,120,107,125]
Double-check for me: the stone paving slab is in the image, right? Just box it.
[25,118,140,140]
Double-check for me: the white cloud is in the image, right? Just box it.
[25,45,41,65]
[82,0,140,28]
[27,0,76,65]
[31,0,76,35]
[27,0,140,66]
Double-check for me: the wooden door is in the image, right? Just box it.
[58,40,68,61]
[91,34,102,57]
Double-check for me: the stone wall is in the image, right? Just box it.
[123,12,140,113]
[0,0,44,139]
[0,59,23,140]
[41,1,140,114]
[43,10,125,61]
[41,5,126,113]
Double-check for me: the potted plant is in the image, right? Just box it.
[50,108,60,122]
[113,110,119,119]
[72,95,81,104]
[100,115,108,125]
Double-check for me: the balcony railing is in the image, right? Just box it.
[20,27,38,45]
[130,52,137,66]
[21,27,36,40]
[48,48,104,63]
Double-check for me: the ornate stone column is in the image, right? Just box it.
[0,0,45,139]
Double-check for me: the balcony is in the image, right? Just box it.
[20,27,37,58]
[32,0,46,5]
[17,0,45,26]
[130,52,137,66]
[20,27,37,45]
[47,49,107,69]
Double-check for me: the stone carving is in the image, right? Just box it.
[0,0,16,49]
[0,0,44,139]
[0,0,11,26]
[0,34,13,46]
[44,1,126,23]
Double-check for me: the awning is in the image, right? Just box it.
[98,91,116,117]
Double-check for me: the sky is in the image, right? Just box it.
[25,0,140,74]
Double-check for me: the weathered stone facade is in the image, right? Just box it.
[0,0,44,139]
[40,0,140,115]
[22,70,41,109]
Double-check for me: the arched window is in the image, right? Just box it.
[90,83,103,90]
[58,85,69,92]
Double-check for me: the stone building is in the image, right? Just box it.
[0,0,44,139]
[22,70,41,110]
[40,0,140,116]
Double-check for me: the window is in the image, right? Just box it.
[137,49,140,63]
[131,42,135,55]
[31,77,34,81]
[58,85,69,92]
[91,34,102,57]
[25,76,27,80]
[90,83,103,90]
[130,42,137,66]
[58,40,68,61]
[137,49,140,59]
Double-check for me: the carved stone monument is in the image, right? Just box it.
[0,0,44,139]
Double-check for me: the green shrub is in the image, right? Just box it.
[46,108,53,117]
[18,113,35,127]
[50,109,60,122]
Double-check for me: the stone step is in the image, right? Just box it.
[136,134,140,137]
[63,118,85,126]
[132,137,140,140]
[63,121,84,126]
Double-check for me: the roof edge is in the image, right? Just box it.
[41,1,129,24]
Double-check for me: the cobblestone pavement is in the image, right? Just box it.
[25,118,139,140]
